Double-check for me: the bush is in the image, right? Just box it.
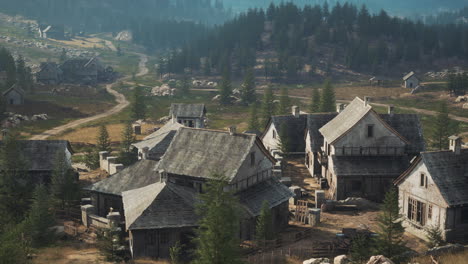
[425,225,446,248]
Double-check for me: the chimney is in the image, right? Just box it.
[388,105,395,116]
[336,103,346,113]
[449,135,462,155]
[292,106,300,118]
[364,96,371,106]
[229,126,237,135]
[142,147,149,160]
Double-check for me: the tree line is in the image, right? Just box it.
[0,47,33,92]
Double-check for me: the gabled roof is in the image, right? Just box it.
[132,122,183,154]
[170,103,206,118]
[403,71,418,81]
[380,114,425,154]
[158,128,275,182]
[264,114,308,152]
[306,113,338,152]
[395,150,468,207]
[333,155,410,176]
[85,160,160,196]
[237,179,294,217]
[122,182,199,230]
[84,57,98,68]
[2,84,25,97]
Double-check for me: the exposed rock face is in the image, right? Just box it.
[366,255,394,264]
[303,258,330,264]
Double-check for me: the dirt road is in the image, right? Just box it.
[31,53,148,140]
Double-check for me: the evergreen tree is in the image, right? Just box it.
[278,122,291,154]
[117,123,137,166]
[241,68,256,105]
[248,104,260,131]
[374,188,405,260]
[59,48,67,63]
[131,86,146,120]
[169,241,183,264]
[430,102,459,150]
[84,147,100,170]
[97,125,111,153]
[310,86,321,113]
[277,86,291,115]
[16,56,27,89]
[350,234,373,264]
[320,79,336,112]
[256,200,273,246]
[219,68,232,105]
[192,174,242,264]
[179,75,191,97]
[51,150,80,211]
[261,85,275,127]
[23,185,55,247]
[0,224,30,264]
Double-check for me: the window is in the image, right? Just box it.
[367,125,374,138]
[250,152,256,167]
[428,205,433,220]
[272,130,277,139]
[420,173,427,188]
[408,197,426,226]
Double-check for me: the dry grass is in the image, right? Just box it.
[34,243,111,264]
[55,123,158,144]
[52,36,106,49]
[411,250,468,264]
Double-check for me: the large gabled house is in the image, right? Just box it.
[169,103,206,128]
[395,136,468,243]
[315,97,425,201]
[122,127,293,259]
[36,62,62,85]
[60,57,104,85]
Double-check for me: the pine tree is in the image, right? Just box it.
[84,147,100,170]
[192,174,242,264]
[310,86,321,113]
[256,200,273,246]
[97,125,111,153]
[350,234,372,264]
[278,122,290,155]
[131,86,146,120]
[261,85,275,127]
[23,185,55,247]
[248,104,261,131]
[430,102,459,150]
[374,188,405,260]
[118,123,137,166]
[51,150,79,211]
[179,75,191,97]
[241,68,256,105]
[16,56,27,89]
[219,68,233,105]
[277,87,291,115]
[0,224,30,264]
[320,79,336,112]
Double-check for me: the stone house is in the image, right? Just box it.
[36,62,63,85]
[315,97,425,201]
[403,71,420,89]
[131,122,183,161]
[2,84,25,105]
[122,127,293,259]
[394,136,468,242]
[169,103,206,128]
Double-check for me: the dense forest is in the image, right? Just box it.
[0,0,230,31]
[161,2,468,81]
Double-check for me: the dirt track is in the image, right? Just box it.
[30,53,148,140]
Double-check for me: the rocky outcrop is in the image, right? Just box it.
[366,255,394,264]
[303,258,330,264]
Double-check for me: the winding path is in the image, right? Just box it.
[31,53,148,140]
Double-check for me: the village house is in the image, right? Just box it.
[369,76,388,87]
[314,97,425,201]
[395,136,468,243]
[403,71,420,89]
[38,25,65,40]
[131,122,183,161]
[2,84,25,105]
[169,103,206,128]
[60,57,102,85]
[36,62,63,85]
[122,127,293,259]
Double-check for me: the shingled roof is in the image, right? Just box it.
[169,103,206,118]
[85,160,160,196]
[132,122,183,155]
[332,156,410,176]
[403,71,418,81]
[397,150,468,207]
[266,114,308,152]
[2,84,25,97]
[306,113,338,152]
[380,114,425,154]
[122,182,199,230]
[158,128,274,182]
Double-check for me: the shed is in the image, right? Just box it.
[403,71,420,89]
[3,84,25,105]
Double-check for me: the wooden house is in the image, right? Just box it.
[122,127,293,259]
[2,84,25,105]
[60,57,103,85]
[169,103,206,128]
[36,62,63,85]
[314,97,425,201]
[395,136,468,242]
[403,71,420,89]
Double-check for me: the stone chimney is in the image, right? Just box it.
[336,103,346,113]
[142,147,149,160]
[449,135,462,155]
[364,96,371,106]
[388,105,395,116]
[292,106,300,118]
[229,126,237,135]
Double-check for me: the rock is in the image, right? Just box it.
[334,255,350,264]
[303,258,330,264]
[425,244,465,256]
[366,255,394,264]
[115,30,133,41]
[463,103,468,109]
[212,95,221,101]
[337,197,379,210]
[455,96,467,103]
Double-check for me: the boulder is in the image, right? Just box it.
[303,258,330,264]
[366,256,394,264]
[334,255,350,264]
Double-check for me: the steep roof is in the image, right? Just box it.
[169,103,206,118]
[85,160,160,196]
[158,128,274,182]
[306,113,338,152]
[2,84,25,97]
[403,71,418,81]
[396,150,468,207]
[132,122,183,154]
[122,182,199,230]
[332,155,410,176]
[319,98,373,144]
[380,114,425,154]
[237,179,294,217]
[267,114,308,152]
